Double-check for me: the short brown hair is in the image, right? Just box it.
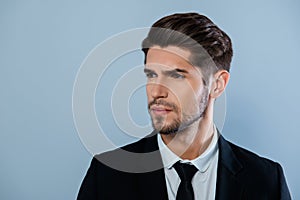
[142,12,233,84]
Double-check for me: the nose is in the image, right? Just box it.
[148,82,168,99]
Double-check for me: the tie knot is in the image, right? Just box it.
[173,161,198,182]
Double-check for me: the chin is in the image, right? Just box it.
[153,121,181,135]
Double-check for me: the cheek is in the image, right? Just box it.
[175,86,205,114]
[176,85,199,103]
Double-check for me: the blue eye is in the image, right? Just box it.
[145,72,157,78]
[171,73,185,79]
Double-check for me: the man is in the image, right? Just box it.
[77,13,291,200]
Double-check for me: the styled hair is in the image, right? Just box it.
[142,12,233,84]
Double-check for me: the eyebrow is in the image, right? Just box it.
[144,68,189,75]
[144,68,154,74]
[166,68,189,74]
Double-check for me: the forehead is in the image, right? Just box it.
[146,46,194,70]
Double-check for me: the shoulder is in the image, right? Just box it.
[221,137,288,195]
[221,137,291,198]
[219,135,281,180]
[226,139,280,170]
[223,138,283,184]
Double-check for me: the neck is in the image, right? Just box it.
[161,119,214,160]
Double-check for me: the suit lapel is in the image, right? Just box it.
[136,133,169,200]
[215,135,244,200]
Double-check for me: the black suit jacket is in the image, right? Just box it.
[77,134,291,200]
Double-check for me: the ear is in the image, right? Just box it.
[209,70,230,99]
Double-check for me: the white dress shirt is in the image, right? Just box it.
[157,126,219,200]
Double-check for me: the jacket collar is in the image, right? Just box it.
[218,134,243,175]
[215,134,244,200]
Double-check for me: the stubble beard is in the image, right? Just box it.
[150,89,209,135]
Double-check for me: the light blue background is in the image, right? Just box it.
[1,0,299,199]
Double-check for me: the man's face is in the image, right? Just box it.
[144,46,210,135]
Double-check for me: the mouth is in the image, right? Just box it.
[150,105,172,115]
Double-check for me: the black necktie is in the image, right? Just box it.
[173,161,198,200]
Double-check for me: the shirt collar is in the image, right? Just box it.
[157,125,219,173]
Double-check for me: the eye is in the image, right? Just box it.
[170,72,185,79]
[145,71,157,79]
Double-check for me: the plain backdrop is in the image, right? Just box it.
[1,0,299,199]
